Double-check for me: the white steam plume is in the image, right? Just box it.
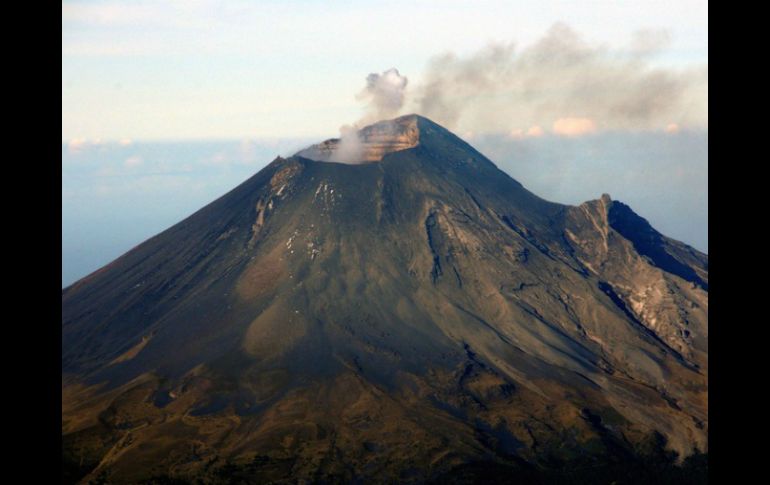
[411,23,707,135]
[356,68,409,126]
[331,68,408,163]
[329,124,364,163]
[332,23,707,164]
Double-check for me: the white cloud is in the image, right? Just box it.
[67,138,107,154]
[527,125,545,137]
[67,138,89,154]
[124,156,144,168]
[510,125,545,139]
[552,118,597,137]
[665,123,680,134]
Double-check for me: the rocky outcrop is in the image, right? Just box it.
[563,194,708,368]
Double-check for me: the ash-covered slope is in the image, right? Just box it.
[62,115,707,484]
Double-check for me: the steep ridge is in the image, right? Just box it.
[62,115,707,484]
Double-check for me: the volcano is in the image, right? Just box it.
[62,115,708,484]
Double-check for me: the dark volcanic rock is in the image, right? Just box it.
[62,114,707,484]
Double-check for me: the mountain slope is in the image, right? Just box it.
[62,115,707,484]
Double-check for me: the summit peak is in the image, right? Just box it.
[295,114,444,164]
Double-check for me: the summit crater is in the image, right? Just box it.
[295,114,423,163]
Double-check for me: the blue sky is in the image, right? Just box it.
[62,0,707,287]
